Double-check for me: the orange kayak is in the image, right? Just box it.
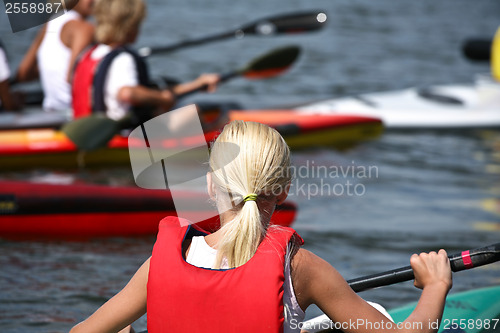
[0,110,383,170]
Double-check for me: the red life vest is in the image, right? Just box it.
[147,216,303,333]
[71,45,151,120]
[72,45,99,118]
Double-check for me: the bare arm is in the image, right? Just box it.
[70,257,150,333]
[118,86,176,111]
[292,249,452,333]
[116,73,219,114]
[0,80,21,110]
[61,19,94,82]
[16,25,46,82]
[117,73,219,112]
[171,73,220,96]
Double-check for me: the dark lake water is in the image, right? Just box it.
[1,0,500,331]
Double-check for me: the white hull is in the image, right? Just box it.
[295,84,500,129]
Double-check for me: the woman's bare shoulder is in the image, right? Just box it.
[291,248,348,309]
[292,248,343,281]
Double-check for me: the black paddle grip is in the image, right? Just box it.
[347,243,500,293]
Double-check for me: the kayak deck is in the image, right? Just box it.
[0,109,383,170]
[295,84,500,130]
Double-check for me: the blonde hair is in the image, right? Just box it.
[209,121,292,268]
[94,0,146,45]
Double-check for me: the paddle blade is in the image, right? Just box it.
[240,10,327,36]
[241,45,301,79]
[492,26,500,81]
[462,39,491,61]
[62,115,120,151]
[179,46,301,99]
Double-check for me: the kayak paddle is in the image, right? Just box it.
[179,45,300,98]
[62,45,301,151]
[301,243,500,333]
[462,25,500,74]
[138,10,326,57]
[62,114,124,152]
[12,10,321,106]
[348,242,500,293]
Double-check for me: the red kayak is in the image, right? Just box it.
[0,181,297,239]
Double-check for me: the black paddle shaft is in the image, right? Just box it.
[347,243,500,293]
[138,10,325,57]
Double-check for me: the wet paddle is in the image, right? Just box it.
[347,242,500,293]
[179,45,300,98]
[138,10,327,57]
[62,45,301,151]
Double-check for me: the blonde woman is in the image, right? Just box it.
[71,0,219,124]
[70,121,452,333]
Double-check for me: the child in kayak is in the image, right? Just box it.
[71,0,219,125]
[15,0,95,111]
[69,120,452,333]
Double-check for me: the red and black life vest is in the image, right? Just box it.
[71,45,151,121]
[147,216,303,333]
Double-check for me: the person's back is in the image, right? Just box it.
[71,0,150,121]
[37,10,82,111]
[15,0,94,111]
[148,217,301,332]
[183,223,305,330]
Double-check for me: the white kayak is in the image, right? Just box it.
[295,83,500,130]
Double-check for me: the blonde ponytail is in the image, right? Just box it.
[215,200,263,268]
[209,121,291,268]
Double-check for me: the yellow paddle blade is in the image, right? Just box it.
[492,26,500,81]
[61,114,120,151]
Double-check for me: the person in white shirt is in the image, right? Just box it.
[15,0,95,111]
[71,0,219,123]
